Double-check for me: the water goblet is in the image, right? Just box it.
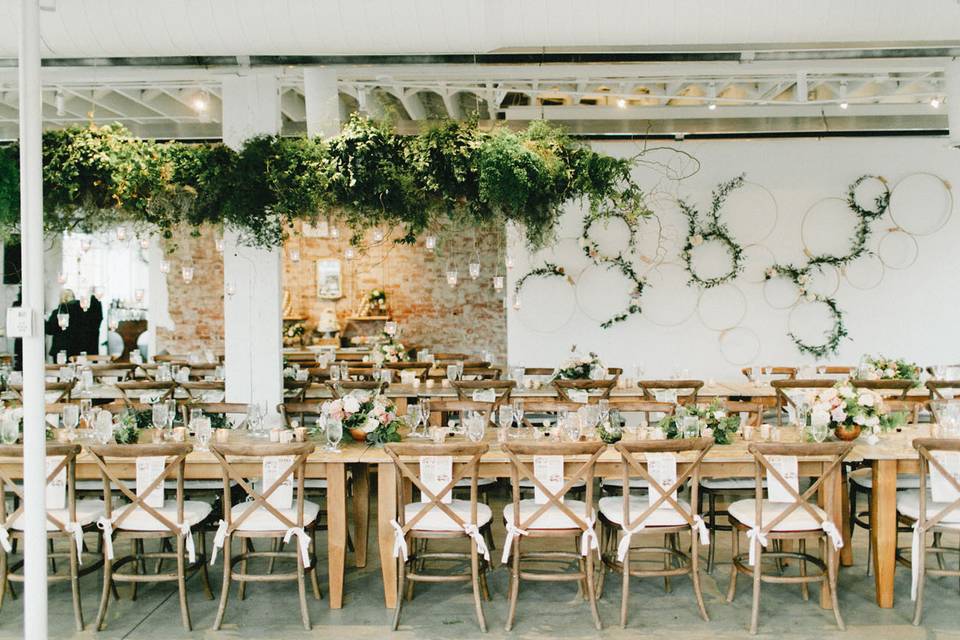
[0,417,18,444]
[498,405,513,430]
[325,418,343,452]
[62,404,79,439]
[418,400,431,436]
[512,399,525,429]
[466,415,485,443]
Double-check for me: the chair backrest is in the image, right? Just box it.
[154,354,188,363]
[115,380,176,405]
[182,402,249,428]
[613,438,712,531]
[88,443,192,535]
[451,380,515,405]
[607,400,677,425]
[553,378,617,401]
[385,442,488,535]
[278,402,324,429]
[427,400,497,429]
[460,366,501,381]
[9,381,74,403]
[816,365,856,378]
[334,352,366,362]
[70,354,116,364]
[638,379,704,405]
[912,438,960,533]
[0,444,81,534]
[926,380,960,401]
[741,366,798,382]
[210,442,315,534]
[747,441,853,537]
[185,364,220,380]
[770,379,836,425]
[88,363,138,382]
[883,399,922,424]
[383,362,431,381]
[432,353,472,361]
[179,380,226,401]
[851,379,913,399]
[325,380,387,399]
[523,367,555,377]
[502,441,605,532]
[717,400,763,427]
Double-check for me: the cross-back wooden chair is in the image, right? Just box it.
[306,366,331,383]
[88,442,212,631]
[523,367,555,377]
[334,352,366,362]
[926,379,960,403]
[70,354,116,364]
[184,363,220,380]
[770,379,835,425]
[283,379,312,402]
[385,442,492,632]
[696,401,764,572]
[598,438,713,627]
[852,378,914,399]
[432,352,472,362]
[460,366,502,380]
[383,361,430,381]
[8,381,74,404]
[895,438,960,625]
[153,354,188,364]
[553,378,617,401]
[114,380,176,407]
[427,399,496,430]
[344,366,377,381]
[638,379,704,405]
[178,380,226,402]
[88,363,138,383]
[501,441,606,631]
[814,365,856,378]
[741,366,798,382]
[325,380,387,399]
[600,401,678,495]
[725,441,852,634]
[452,379,515,405]
[209,442,321,631]
[0,444,104,631]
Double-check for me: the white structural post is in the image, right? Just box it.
[18,0,48,638]
[303,67,342,138]
[946,59,960,147]
[220,74,284,412]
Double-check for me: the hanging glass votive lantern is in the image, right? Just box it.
[468,254,481,280]
[446,266,459,288]
[159,260,171,274]
[289,247,301,262]
[181,266,195,284]
[115,227,127,242]
[214,235,225,253]
[344,247,356,261]
[225,282,236,297]
[139,236,150,250]
[372,228,385,243]
[505,255,514,270]
[512,293,522,310]
[425,235,437,251]
[330,226,341,240]
[80,237,92,253]
[493,275,505,291]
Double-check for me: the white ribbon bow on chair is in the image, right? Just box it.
[580,517,600,558]
[821,520,844,551]
[0,524,11,554]
[390,519,408,562]
[463,524,490,562]
[283,527,312,568]
[501,522,528,565]
[911,523,922,601]
[209,519,228,565]
[65,521,85,565]
[746,527,768,566]
[617,523,645,562]
[97,516,116,560]
[178,523,197,564]
[692,515,711,546]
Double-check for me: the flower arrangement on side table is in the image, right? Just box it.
[810,381,907,441]
[657,401,741,445]
[319,392,403,445]
[553,346,604,380]
[357,289,388,317]
[854,355,920,386]
[377,338,410,364]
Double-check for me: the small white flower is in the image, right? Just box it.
[765,267,776,278]
[858,393,875,407]
[830,407,847,423]
[853,413,867,425]
[883,368,895,378]
[811,409,831,426]
[838,384,855,399]
[343,396,361,414]
[797,274,809,285]
[866,415,880,428]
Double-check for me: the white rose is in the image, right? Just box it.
[691,234,704,247]
[821,388,839,402]
[811,409,831,426]
[830,407,847,423]
[853,413,867,425]
[838,385,855,399]
[714,410,726,419]
[363,416,380,433]
[883,368,895,378]
[866,415,880,428]
[343,396,361,414]
[858,393,875,407]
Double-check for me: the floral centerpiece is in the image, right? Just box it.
[377,338,410,364]
[657,401,741,445]
[553,345,604,380]
[319,392,403,445]
[854,355,919,386]
[114,410,143,444]
[810,381,906,441]
[357,289,388,317]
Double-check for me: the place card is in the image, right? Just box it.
[930,451,960,503]
[766,455,799,503]
[471,389,496,403]
[136,456,166,508]
[419,456,453,504]
[568,390,589,404]
[46,456,66,510]
[263,456,294,509]
[646,452,677,510]
[533,455,564,505]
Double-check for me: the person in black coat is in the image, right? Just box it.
[44,289,77,359]
[73,294,103,356]
[11,290,21,371]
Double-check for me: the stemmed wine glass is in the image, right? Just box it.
[466,413,485,443]
[79,399,94,429]
[62,404,79,440]
[194,417,213,451]
[151,402,169,436]
[325,417,343,452]
[512,399,524,430]
[418,400,431,437]
[598,399,610,427]
[247,403,265,438]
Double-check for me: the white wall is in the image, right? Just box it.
[506,136,960,379]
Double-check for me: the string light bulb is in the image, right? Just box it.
[930,96,941,109]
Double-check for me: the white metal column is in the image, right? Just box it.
[946,60,960,147]
[303,67,342,138]
[18,0,48,638]
[220,74,284,412]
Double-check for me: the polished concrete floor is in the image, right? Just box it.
[2,488,959,640]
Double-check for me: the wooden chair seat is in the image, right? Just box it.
[7,498,105,531]
[502,499,593,530]
[598,496,694,527]
[112,501,212,531]
[404,500,493,531]
[728,499,832,532]
[227,500,321,532]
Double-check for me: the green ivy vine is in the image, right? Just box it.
[678,174,746,288]
[786,295,848,359]
[599,254,645,329]
[513,262,568,294]
[846,175,890,220]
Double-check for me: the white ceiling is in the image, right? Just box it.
[0,0,959,58]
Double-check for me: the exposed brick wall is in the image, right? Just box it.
[158,225,507,362]
[283,225,507,362]
[156,228,225,355]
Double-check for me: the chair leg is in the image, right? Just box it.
[48,538,57,574]
[296,547,310,630]
[238,543,249,601]
[505,537,521,631]
[912,536,925,626]
[620,541,630,628]
[176,535,192,631]
[586,551,602,631]
[197,531,213,600]
[391,555,406,631]
[0,547,7,611]
[691,532,709,621]
[469,541,487,632]
[749,537,762,635]
[933,532,945,570]
[212,535,231,631]
[95,549,112,630]
[799,538,809,601]
[707,492,718,573]
[828,544,845,631]
[309,530,322,601]
[726,527,739,603]
[662,534,672,593]
[131,538,143,601]
[69,534,84,631]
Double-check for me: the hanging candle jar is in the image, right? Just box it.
[289,247,301,262]
[344,247,356,261]
[225,282,236,297]
[159,260,171,274]
[468,253,481,280]
[512,293,522,310]
[446,266,459,288]
[115,227,127,242]
[330,226,341,240]
[425,235,437,251]
[505,255,514,270]
[181,266,195,284]
[139,236,150,250]
[214,236,225,253]
[372,228,385,243]
[493,275,505,291]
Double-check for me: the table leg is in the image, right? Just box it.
[840,468,854,567]
[870,460,897,608]
[326,462,347,609]
[378,462,398,608]
[819,464,843,609]
[351,464,370,568]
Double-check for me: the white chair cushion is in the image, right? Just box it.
[502,499,593,530]
[9,499,105,531]
[598,496,691,527]
[602,478,649,490]
[518,478,585,490]
[728,499,829,532]
[115,500,212,531]
[403,499,492,531]
[896,490,960,527]
[454,477,496,488]
[229,499,321,531]
[701,478,763,490]
[849,469,921,490]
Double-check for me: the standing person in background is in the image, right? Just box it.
[45,288,77,359]
[74,292,103,356]
[11,289,22,371]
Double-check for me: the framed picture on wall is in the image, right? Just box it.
[316,259,342,299]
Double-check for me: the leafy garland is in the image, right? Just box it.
[513,262,568,294]
[599,254,645,329]
[789,295,848,359]
[678,174,746,288]
[846,175,890,220]
[580,209,640,264]
[0,118,646,252]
